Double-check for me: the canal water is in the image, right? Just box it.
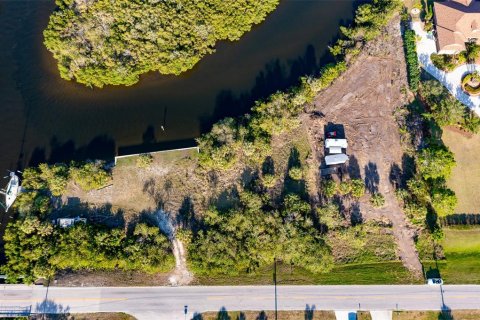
[0,0,357,174]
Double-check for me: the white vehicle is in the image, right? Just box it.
[0,172,21,212]
[427,278,443,285]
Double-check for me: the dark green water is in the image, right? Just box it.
[0,0,356,173]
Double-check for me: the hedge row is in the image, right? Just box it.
[403,29,420,92]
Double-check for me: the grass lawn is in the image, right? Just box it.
[442,128,480,214]
[115,147,198,167]
[422,227,480,284]
[195,261,420,285]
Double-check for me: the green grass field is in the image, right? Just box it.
[422,227,480,284]
[195,261,420,285]
[115,147,198,167]
[442,128,480,214]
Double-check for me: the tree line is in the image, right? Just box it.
[44,0,280,87]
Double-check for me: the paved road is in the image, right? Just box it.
[1,285,479,320]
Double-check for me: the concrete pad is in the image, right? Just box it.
[335,310,357,320]
[371,310,393,320]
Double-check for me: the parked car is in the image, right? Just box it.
[427,278,443,285]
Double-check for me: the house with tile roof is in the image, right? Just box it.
[434,0,480,54]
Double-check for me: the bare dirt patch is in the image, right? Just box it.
[308,17,422,275]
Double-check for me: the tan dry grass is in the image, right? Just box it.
[199,310,335,320]
[393,310,480,320]
[442,128,480,214]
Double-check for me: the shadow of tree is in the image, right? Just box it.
[364,162,380,194]
[241,167,259,189]
[389,163,403,190]
[256,311,268,320]
[425,266,441,279]
[347,155,361,179]
[192,313,204,320]
[35,299,70,319]
[350,202,363,225]
[204,44,324,131]
[305,304,316,320]
[262,156,275,175]
[212,186,240,212]
[53,201,125,229]
[237,312,246,320]
[178,196,195,229]
[142,125,157,145]
[48,135,116,165]
[439,303,453,319]
[288,147,301,169]
[217,307,231,320]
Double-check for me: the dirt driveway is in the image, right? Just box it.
[307,17,422,275]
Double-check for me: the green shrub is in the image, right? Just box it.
[430,53,463,72]
[404,200,428,225]
[461,72,480,95]
[136,153,153,168]
[349,179,366,199]
[21,164,69,196]
[70,162,111,191]
[403,29,420,91]
[322,179,337,198]
[262,174,277,188]
[370,193,386,207]
[13,191,51,217]
[317,203,343,229]
[416,146,456,181]
[431,186,457,217]
[338,180,352,195]
[288,166,303,180]
[420,79,479,130]
[462,110,480,133]
[38,164,69,196]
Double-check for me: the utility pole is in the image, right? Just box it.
[273,257,277,320]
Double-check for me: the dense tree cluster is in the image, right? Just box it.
[69,161,111,191]
[3,218,174,283]
[396,80,465,236]
[188,192,334,275]
[13,161,110,218]
[3,161,173,283]
[420,80,480,132]
[330,0,402,59]
[44,0,279,87]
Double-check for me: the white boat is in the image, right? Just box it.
[1,172,20,212]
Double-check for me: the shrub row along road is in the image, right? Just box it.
[1,285,479,319]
